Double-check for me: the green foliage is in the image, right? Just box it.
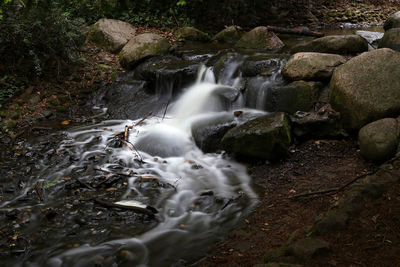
[0,75,24,103]
[0,0,85,79]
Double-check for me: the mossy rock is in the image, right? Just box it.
[330,48,400,131]
[175,26,211,42]
[379,28,400,52]
[212,26,245,43]
[119,33,170,69]
[384,11,400,31]
[221,112,291,160]
[282,52,346,81]
[236,26,284,50]
[292,35,368,54]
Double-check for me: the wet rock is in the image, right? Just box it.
[355,30,384,49]
[29,95,41,105]
[384,11,400,31]
[282,52,346,81]
[221,112,291,160]
[361,183,386,199]
[330,48,400,131]
[212,26,245,43]
[292,35,368,54]
[264,81,322,114]
[236,26,284,50]
[378,28,400,52]
[255,263,303,267]
[88,18,136,53]
[290,106,345,138]
[358,118,399,163]
[134,56,200,95]
[176,27,211,42]
[207,51,241,82]
[286,238,330,260]
[119,33,170,69]
[311,210,349,236]
[240,55,285,77]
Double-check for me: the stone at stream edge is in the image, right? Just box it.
[88,18,137,54]
[292,35,368,54]
[175,26,211,42]
[384,11,400,31]
[212,26,245,43]
[329,48,400,132]
[236,26,284,50]
[119,33,170,69]
[378,28,400,52]
[282,52,346,81]
[358,118,400,163]
[221,112,291,160]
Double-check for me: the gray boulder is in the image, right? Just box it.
[358,118,400,163]
[282,52,346,81]
[88,19,136,53]
[240,55,286,77]
[379,28,400,52]
[212,26,245,43]
[119,33,170,69]
[330,48,400,131]
[292,35,368,54]
[236,26,284,50]
[176,27,211,42]
[384,11,400,31]
[221,112,291,160]
[286,238,330,260]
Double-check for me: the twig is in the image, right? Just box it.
[124,125,133,141]
[34,183,44,202]
[94,167,133,177]
[162,100,170,121]
[93,198,157,218]
[135,111,153,126]
[121,139,144,163]
[289,171,376,200]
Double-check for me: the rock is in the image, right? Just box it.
[240,55,285,77]
[236,26,284,50]
[355,30,384,49]
[292,35,368,54]
[384,11,400,31]
[221,112,291,160]
[207,51,241,82]
[330,48,400,131]
[378,28,400,52]
[88,18,136,53]
[290,105,345,138]
[282,52,346,81]
[119,33,170,69]
[133,56,201,95]
[311,210,349,236]
[358,118,399,163]
[29,95,41,105]
[212,26,245,43]
[176,27,211,42]
[263,81,322,114]
[191,113,237,153]
[255,263,303,267]
[286,238,330,260]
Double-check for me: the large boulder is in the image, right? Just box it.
[236,26,284,50]
[88,19,136,53]
[378,28,400,52]
[119,33,170,69]
[330,48,400,131]
[384,11,400,31]
[292,35,368,54]
[176,27,211,42]
[355,30,384,49]
[212,26,245,43]
[221,112,291,160]
[358,118,400,163]
[282,52,346,81]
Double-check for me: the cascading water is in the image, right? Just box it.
[0,49,287,266]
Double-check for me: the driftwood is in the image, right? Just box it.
[289,171,375,200]
[94,198,157,218]
[266,26,324,37]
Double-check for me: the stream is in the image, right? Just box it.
[0,27,383,266]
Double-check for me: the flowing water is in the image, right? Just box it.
[0,51,290,266]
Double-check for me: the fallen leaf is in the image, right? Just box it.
[61,120,70,125]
